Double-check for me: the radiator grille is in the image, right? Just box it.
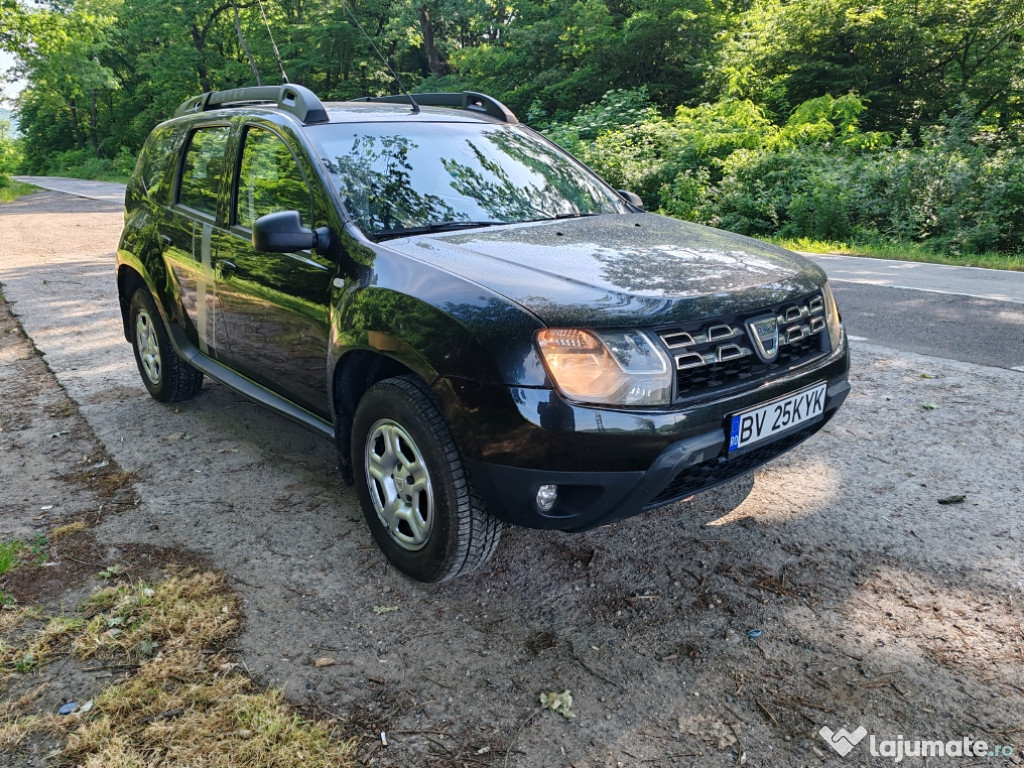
[657,293,829,403]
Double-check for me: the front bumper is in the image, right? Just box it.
[444,336,850,531]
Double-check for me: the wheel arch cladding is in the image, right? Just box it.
[331,348,423,485]
[117,265,149,343]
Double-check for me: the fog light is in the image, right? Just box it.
[536,484,558,512]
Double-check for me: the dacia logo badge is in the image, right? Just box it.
[746,315,779,362]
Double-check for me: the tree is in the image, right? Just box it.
[716,0,1024,133]
[12,0,120,164]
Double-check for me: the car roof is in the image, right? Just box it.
[320,102,509,124]
[173,86,519,127]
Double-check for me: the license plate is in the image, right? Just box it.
[728,382,827,452]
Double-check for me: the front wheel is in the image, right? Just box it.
[351,376,502,582]
[129,288,203,402]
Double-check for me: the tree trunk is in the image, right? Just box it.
[386,40,400,94]
[191,25,213,92]
[89,91,100,157]
[419,5,453,75]
[67,97,86,150]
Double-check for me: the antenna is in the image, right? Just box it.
[233,1,262,85]
[340,0,419,114]
[256,0,289,83]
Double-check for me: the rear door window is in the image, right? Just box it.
[178,126,232,217]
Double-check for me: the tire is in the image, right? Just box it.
[129,288,204,402]
[352,375,502,582]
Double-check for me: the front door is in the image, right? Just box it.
[214,123,334,418]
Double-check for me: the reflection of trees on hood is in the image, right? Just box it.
[592,244,791,298]
[441,130,611,221]
[324,135,458,231]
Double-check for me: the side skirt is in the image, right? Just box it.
[168,325,335,440]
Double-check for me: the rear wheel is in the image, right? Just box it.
[129,288,203,402]
[352,375,501,582]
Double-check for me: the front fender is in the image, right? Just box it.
[329,279,541,386]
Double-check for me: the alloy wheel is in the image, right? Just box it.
[365,419,435,551]
[135,308,162,385]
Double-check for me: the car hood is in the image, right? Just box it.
[383,213,826,327]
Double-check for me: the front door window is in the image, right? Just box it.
[236,127,312,231]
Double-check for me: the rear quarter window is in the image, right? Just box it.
[134,125,180,204]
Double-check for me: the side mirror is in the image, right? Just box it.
[617,190,644,211]
[252,210,331,252]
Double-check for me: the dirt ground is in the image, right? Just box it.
[2,190,1023,767]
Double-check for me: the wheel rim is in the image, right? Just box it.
[365,419,434,551]
[135,308,162,385]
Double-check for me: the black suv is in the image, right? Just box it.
[117,85,849,582]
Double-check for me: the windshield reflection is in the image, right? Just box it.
[312,123,626,236]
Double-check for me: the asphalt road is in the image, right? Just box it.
[805,252,1024,372]
[15,175,1024,371]
[13,175,127,206]
[829,282,1024,371]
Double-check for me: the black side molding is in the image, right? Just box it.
[167,325,335,439]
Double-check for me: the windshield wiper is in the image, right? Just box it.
[524,212,600,223]
[375,221,503,240]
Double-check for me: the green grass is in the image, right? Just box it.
[0,542,24,576]
[0,180,39,204]
[769,235,1024,272]
[29,536,48,566]
[0,570,359,767]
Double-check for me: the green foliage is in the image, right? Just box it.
[707,107,1024,254]
[716,0,1024,134]
[26,147,127,182]
[1,0,1021,258]
[545,92,1023,257]
[444,0,729,118]
[0,179,38,203]
[0,118,21,177]
[0,541,24,576]
[846,118,1024,253]
[537,87,661,148]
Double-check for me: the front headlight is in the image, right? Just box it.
[535,328,673,406]
[821,281,843,351]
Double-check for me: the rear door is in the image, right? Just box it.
[164,123,233,357]
[213,122,334,418]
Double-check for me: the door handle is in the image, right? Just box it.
[216,260,237,279]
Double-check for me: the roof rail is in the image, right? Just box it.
[173,84,329,124]
[362,91,518,124]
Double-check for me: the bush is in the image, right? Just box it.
[30,147,128,182]
[545,91,1022,257]
[0,119,21,179]
[535,87,661,148]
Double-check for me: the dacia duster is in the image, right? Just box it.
[116,85,850,582]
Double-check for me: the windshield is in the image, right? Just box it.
[308,122,629,237]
